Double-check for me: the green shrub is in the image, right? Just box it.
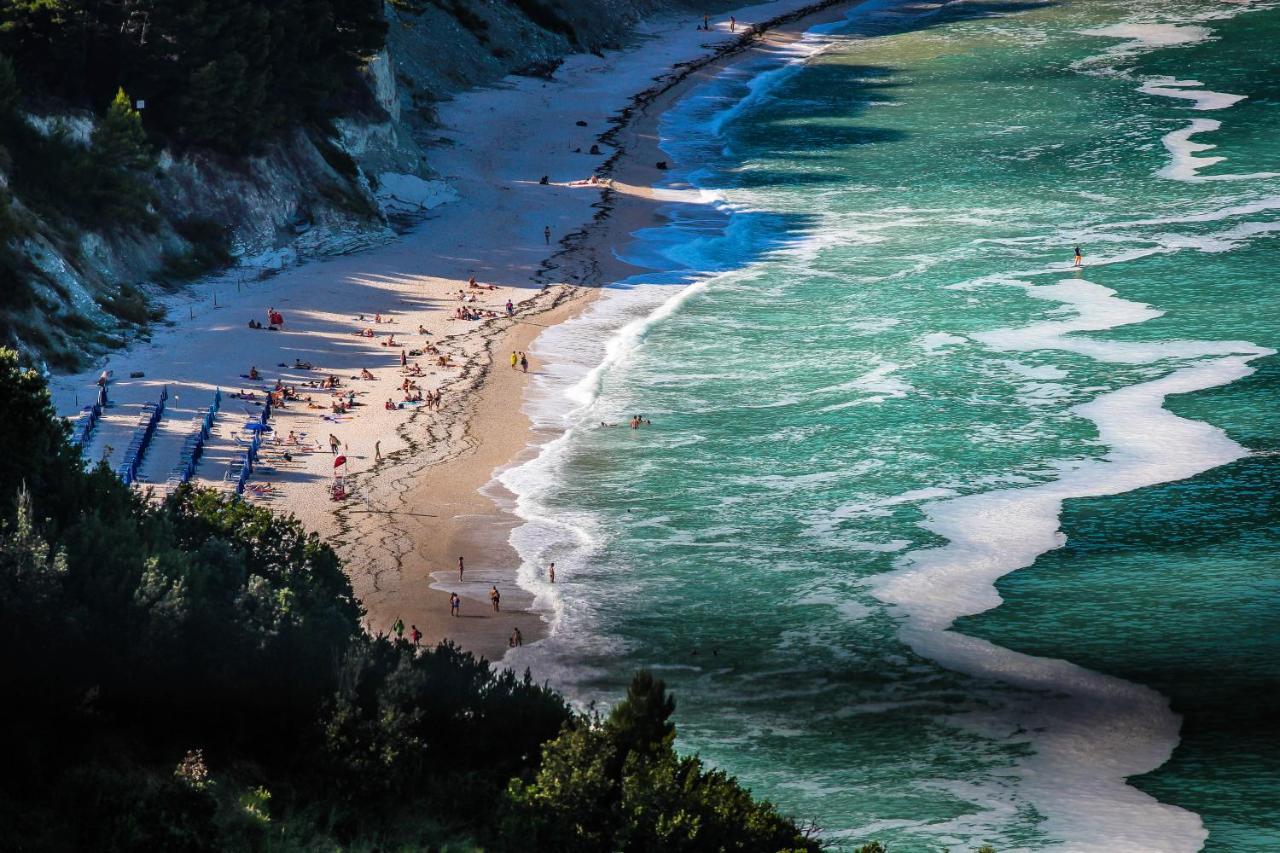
[0,353,830,850]
[99,283,162,324]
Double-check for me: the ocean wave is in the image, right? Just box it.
[872,268,1274,850]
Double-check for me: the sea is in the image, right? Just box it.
[499,1,1280,849]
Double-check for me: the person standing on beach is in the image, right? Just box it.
[730,16,736,31]
[519,352,529,373]
[506,299,514,316]
[410,624,422,647]
[703,13,709,29]
[458,555,465,580]
[450,592,460,617]
[509,627,523,647]
[549,562,555,583]
[489,585,501,612]
[374,440,381,461]
[392,617,405,639]
[329,434,341,455]
[544,225,551,245]
[510,351,518,370]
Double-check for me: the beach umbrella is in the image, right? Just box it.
[244,421,273,432]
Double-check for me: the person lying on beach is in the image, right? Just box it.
[360,368,375,380]
[248,319,263,329]
[294,358,313,370]
[380,334,398,346]
[418,325,428,335]
[385,399,397,410]
[360,328,375,338]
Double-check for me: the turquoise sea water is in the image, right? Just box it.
[502,1,1280,849]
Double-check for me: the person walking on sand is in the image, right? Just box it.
[1073,244,1084,267]
[458,555,465,580]
[506,299,514,317]
[489,585,501,612]
[509,627,523,647]
[510,351,518,370]
[544,225,551,245]
[549,562,555,583]
[410,624,422,647]
[329,433,341,455]
[449,592,460,617]
[392,617,405,639]
[519,352,529,373]
[730,16,736,32]
[375,440,381,461]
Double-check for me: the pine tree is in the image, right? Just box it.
[91,86,152,171]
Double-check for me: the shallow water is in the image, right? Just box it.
[500,1,1280,849]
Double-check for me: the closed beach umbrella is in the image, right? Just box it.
[333,455,347,469]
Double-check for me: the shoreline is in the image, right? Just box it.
[337,0,864,662]
[51,0,860,664]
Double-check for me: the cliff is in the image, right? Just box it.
[0,0,719,370]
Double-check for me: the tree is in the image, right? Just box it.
[91,86,152,171]
[503,671,822,852]
[607,669,677,764]
[0,348,87,525]
[0,53,19,116]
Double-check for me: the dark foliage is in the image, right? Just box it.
[0,348,829,850]
[0,0,386,153]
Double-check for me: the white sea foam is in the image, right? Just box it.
[972,277,1262,364]
[1138,76,1245,111]
[918,332,966,354]
[1079,23,1212,48]
[1157,118,1280,183]
[873,269,1274,851]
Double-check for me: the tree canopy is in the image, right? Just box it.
[0,347,830,851]
[0,0,386,152]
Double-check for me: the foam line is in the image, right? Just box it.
[1157,119,1280,183]
[873,275,1273,851]
[1138,76,1245,111]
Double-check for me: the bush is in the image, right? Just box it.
[0,353,831,850]
[502,671,822,853]
[99,284,162,324]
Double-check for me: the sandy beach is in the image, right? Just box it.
[53,0,858,662]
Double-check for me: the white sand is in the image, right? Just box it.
[53,0,856,658]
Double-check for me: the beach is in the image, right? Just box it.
[53,0,859,661]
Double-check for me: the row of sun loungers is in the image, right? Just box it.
[117,386,168,485]
[163,389,222,495]
[70,385,109,451]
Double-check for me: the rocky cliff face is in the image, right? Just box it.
[2,0,712,370]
